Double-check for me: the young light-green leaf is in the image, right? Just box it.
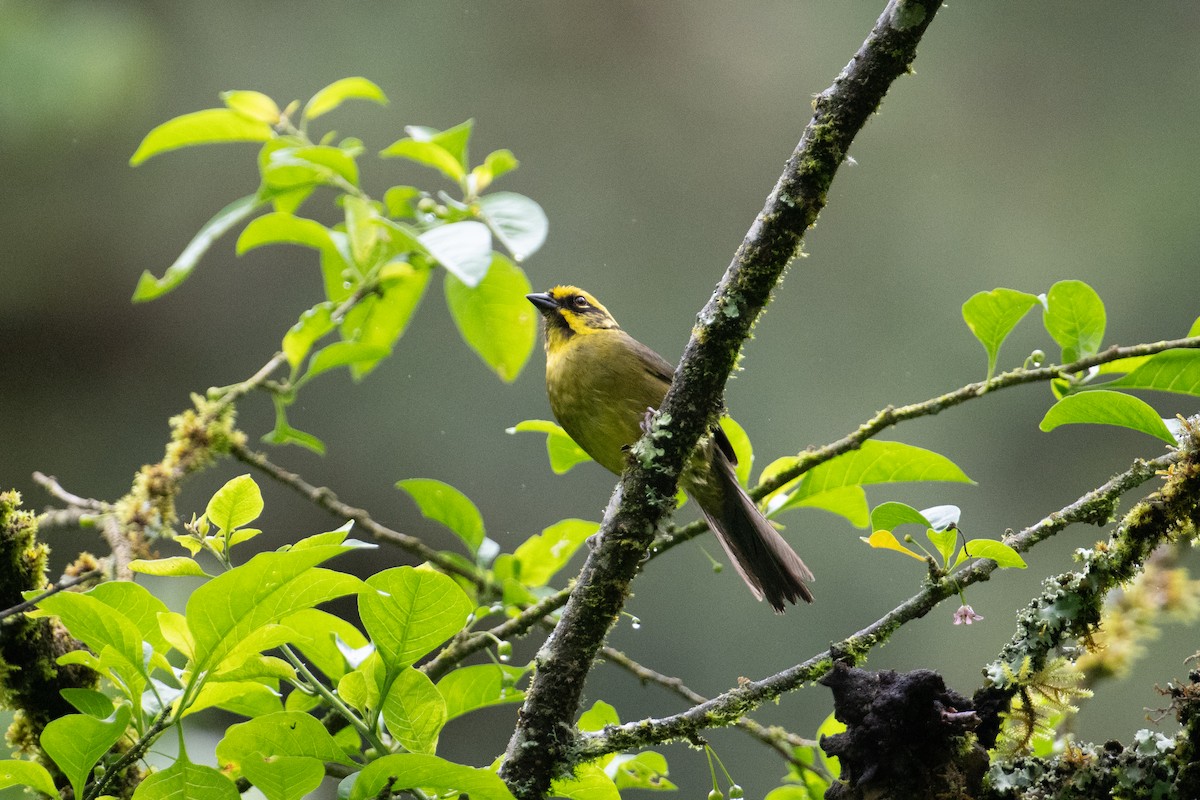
[240,756,325,800]
[445,255,536,382]
[133,193,264,302]
[237,211,336,255]
[40,706,132,800]
[303,77,388,121]
[349,754,515,800]
[475,192,548,262]
[420,221,493,286]
[611,751,676,791]
[382,666,447,754]
[962,288,1039,378]
[776,485,869,528]
[1043,280,1106,363]
[359,567,473,669]
[506,419,592,474]
[396,478,486,554]
[0,760,59,797]
[216,711,356,770]
[868,501,931,533]
[511,518,599,587]
[206,474,264,533]
[301,341,392,383]
[221,90,281,124]
[381,140,466,183]
[132,759,239,800]
[719,416,753,487]
[1039,390,1176,444]
[87,580,171,653]
[960,539,1027,569]
[129,556,211,578]
[130,108,274,165]
[438,664,527,721]
[1105,349,1200,397]
[283,301,337,370]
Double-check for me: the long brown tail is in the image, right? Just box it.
[692,449,814,612]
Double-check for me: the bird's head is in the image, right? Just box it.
[526,286,621,345]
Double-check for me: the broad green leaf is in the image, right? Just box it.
[779,485,869,528]
[237,211,335,255]
[861,530,924,561]
[1040,390,1176,444]
[926,527,957,566]
[130,108,273,165]
[719,416,753,487]
[381,140,465,182]
[507,419,593,474]
[337,652,386,714]
[281,608,368,682]
[290,144,359,186]
[396,479,486,554]
[511,519,598,587]
[437,664,527,721]
[301,342,392,383]
[475,192,548,262]
[868,501,931,533]
[1106,349,1200,397]
[36,590,144,673]
[208,654,295,683]
[132,759,239,800]
[958,539,1026,569]
[303,77,387,120]
[184,680,283,718]
[221,90,280,124]
[129,556,210,578]
[470,149,519,193]
[384,185,423,218]
[445,254,536,381]
[359,567,473,669]
[186,545,360,674]
[350,754,514,800]
[399,120,474,174]
[552,763,620,800]
[816,712,846,779]
[216,711,355,770]
[206,474,263,533]
[264,395,327,454]
[60,688,114,717]
[1043,280,1106,363]
[283,302,336,369]
[41,706,132,800]
[578,700,620,731]
[87,581,171,654]
[962,288,1039,378]
[610,752,676,791]
[158,611,195,659]
[340,263,431,378]
[133,193,264,301]
[0,759,59,797]
[382,667,446,754]
[240,755,324,800]
[765,786,825,800]
[421,221,493,286]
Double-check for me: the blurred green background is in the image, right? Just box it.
[2,2,1198,796]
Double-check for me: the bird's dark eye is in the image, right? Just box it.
[572,295,590,310]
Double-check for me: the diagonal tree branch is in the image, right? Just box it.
[499,3,946,798]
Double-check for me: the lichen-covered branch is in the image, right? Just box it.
[499,4,945,797]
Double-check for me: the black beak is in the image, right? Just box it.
[526,292,559,313]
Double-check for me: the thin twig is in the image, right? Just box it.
[32,472,105,511]
[574,448,1180,760]
[0,569,103,621]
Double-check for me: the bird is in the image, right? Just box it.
[526,285,814,611]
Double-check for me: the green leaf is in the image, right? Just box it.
[130,108,273,165]
[186,546,360,675]
[303,77,388,120]
[283,301,336,370]
[578,700,620,731]
[301,341,392,383]
[552,764,620,800]
[506,419,592,474]
[206,474,264,533]
[359,567,474,669]
[420,221,493,286]
[475,192,548,262]
[129,556,211,578]
[221,90,280,124]
[60,688,114,717]
[87,581,171,653]
[926,528,957,566]
[719,416,753,487]
[445,254,536,381]
[340,263,431,378]
[511,519,598,587]
[131,759,239,800]
[290,144,359,186]
[868,501,931,533]
[264,395,327,454]
[470,149,519,193]
[237,211,335,255]
[0,759,59,797]
[133,193,264,301]
[185,680,284,718]
[1040,390,1176,444]
[396,478,486,554]
[1106,349,1200,397]
[382,138,466,182]
[437,664,527,721]
[860,530,925,561]
[774,441,972,515]
[337,653,386,714]
[349,754,515,800]
[962,288,1039,378]
[216,711,355,771]
[36,590,144,675]
[959,539,1026,569]
[1043,280,1106,362]
[776,485,868,528]
[281,608,368,681]
[611,752,675,791]
[382,667,447,754]
[239,756,324,800]
[384,185,423,218]
[41,706,132,800]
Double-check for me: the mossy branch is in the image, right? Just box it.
[499,3,946,798]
